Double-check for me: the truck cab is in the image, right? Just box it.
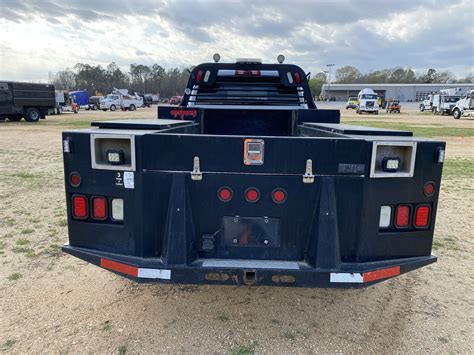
[420,94,434,112]
[62,56,445,288]
[452,90,474,119]
[356,88,379,115]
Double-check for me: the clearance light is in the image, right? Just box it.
[92,196,107,220]
[414,205,430,228]
[382,157,400,172]
[111,198,124,221]
[107,150,125,165]
[423,182,436,197]
[218,187,233,202]
[272,189,287,204]
[63,137,73,153]
[286,72,294,84]
[437,148,445,163]
[379,206,392,228]
[395,205,410,228]
[69,172,81,187]
[72,195,88,219]
[245,188,260,203]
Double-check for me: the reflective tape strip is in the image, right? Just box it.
[330,273,363,283]
[363,266,400,283]
[100,258,171,280]
[330,266,401,283]
[138,268,171,280]
[100,258,138,277]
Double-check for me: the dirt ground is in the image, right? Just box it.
[0,105,473,353]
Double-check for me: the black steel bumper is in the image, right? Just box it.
[63,244,436,288]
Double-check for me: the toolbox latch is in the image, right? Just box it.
[191,156,203,181]
[303,159,315,184]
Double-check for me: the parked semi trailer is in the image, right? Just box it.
[0,81,55,122]
[62,56,445,288]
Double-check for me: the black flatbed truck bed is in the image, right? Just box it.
[62,59,445,288]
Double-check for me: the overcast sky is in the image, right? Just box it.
[0,0,473,82]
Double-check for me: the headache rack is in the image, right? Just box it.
[188,73,308,108]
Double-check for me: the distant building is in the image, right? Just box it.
[321,83,473,102]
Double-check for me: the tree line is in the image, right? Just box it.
[49,62,192,98]
[50,62,472,98]
[309,66,473,96]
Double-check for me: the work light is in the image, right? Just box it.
[107,150,125,165]
[382,157,400,172]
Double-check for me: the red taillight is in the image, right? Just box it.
[245,188,260,203]
[72,195,88,219]
[272,188,287,204]
[294,72,301,84]
[395,205,410,228]
[195,70,203,83]
[92,196,107,220]
[218,187,233,202]
[69,172,81,187]
[423,182,435,197]
[414,205,430,228]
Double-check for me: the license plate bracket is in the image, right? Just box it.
[222,216,281,247]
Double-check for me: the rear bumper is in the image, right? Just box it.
[63,244,436,288]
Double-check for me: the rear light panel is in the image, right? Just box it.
[414,205,431,228]
[92,196,107,220]
[111,198,124,221]
[72,195,88,219]
[70,195,122,223]
[395,205,411,228]
[379,203,433,231]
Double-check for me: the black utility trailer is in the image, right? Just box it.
[0,81,55,122]
[62,58,445,287]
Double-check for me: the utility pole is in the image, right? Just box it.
[323,70,329,100]
[326,64,335,101]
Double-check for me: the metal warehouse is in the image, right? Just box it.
[321,83,473,102]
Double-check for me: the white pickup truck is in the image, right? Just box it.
[452,90,474,119]
[100,89,143,111]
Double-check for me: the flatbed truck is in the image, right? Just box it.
[62,58,445,288]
